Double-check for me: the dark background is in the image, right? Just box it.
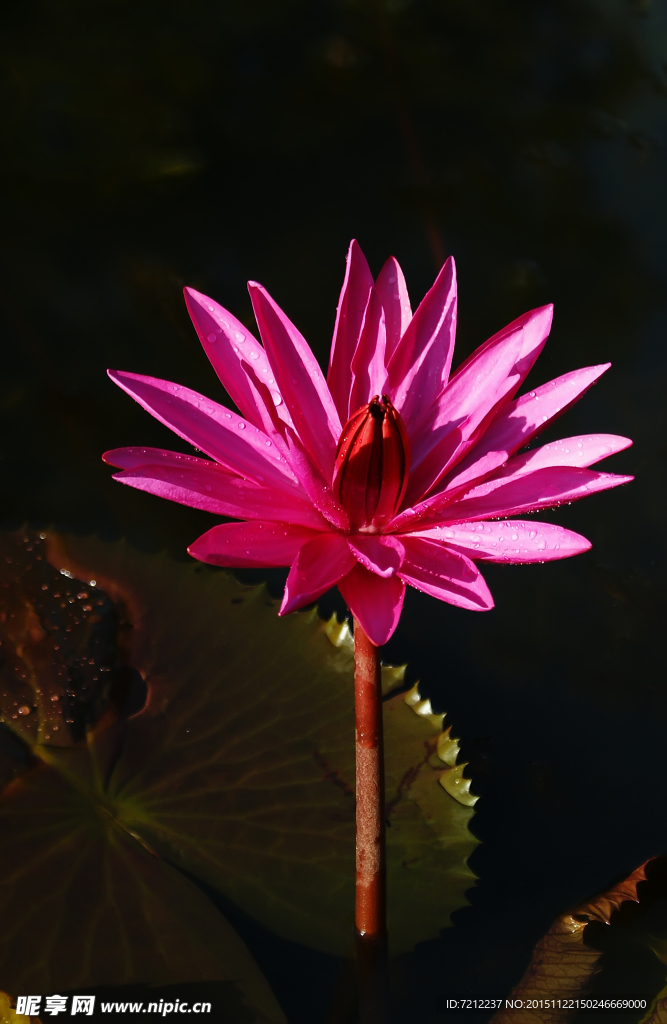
[1,0,666,1020]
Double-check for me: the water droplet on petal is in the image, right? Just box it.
[235,332,245,342]
[265,440,272,447]
[238,422,246,429]
[225,413,232,418]
[249,351,259,360]
[271,391,283,406]
[207,333,217,343]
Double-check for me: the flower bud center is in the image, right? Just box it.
[332,395,410,531]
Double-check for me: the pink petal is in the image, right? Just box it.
[375,256,412,363]
[348,288,388,414]
[398,538,494,611]
[183,287,293,432]
[410,520,592,562]
[338,566,406,646]
[327,240,374,421]
[387,256,457,432]
[188,521,319,567]
[248,282,341,477]
[108,452,326,528]
[347,535,405,577]
[107,370,297,493]
[453,304,553,388]
[419,466,633,525]
[441,363,613,494]
[236,362,348,530]
[404,343,524,503]
[406,305,534,479]
[495,433,632,478]
[242,356,351,532]
[280,533,356,615]
[402,305,552,496]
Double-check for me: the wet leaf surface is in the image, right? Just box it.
[47,529,478,958]
[0,530,478,1000]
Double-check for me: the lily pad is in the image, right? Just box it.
[0,739,285,1024]
[47,530,478,957]
[489,861,655,1024]
[0,529,478,997]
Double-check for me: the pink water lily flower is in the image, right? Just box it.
[104,241,632,646]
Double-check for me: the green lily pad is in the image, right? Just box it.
[0,528,478,998]
[0,738,285,1023]
[46,530,478,958]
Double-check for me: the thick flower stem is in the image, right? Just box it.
[353,618,388,1024]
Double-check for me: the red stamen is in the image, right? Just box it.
[333,396,410,531]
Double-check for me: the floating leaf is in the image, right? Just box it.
[0,529,478,999]
[0,531,116,747]
[0,737,285,1024]
[45,531,478,958]
[490,861,651,1024]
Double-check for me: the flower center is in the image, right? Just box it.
[332,395,411,532]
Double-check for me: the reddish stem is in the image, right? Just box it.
[353,618,388,1024]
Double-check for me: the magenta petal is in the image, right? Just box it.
[496,433,632,479]
[235,360,349,529]
[280,533,356,615]
[328,240,374,421]
[348,288,388,414]
[107,370,297,493]
[188,521,319,567]
[348,535,405,577]
[399,538,494,611]
[109,453,326,528]
[442,363,613,494]
[410,520,592,562]
[454,304,553,387]
[427,466,633,524]
[417,305,554,470]
[375,256,412,363]
[387,256,457,433]
[248,282,342,476]
[405,372,520,503]
[183,287,293,432]
[338,566,406,646]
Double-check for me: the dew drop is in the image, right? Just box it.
[235,331,245,342]
[529,391,536,398]
[268,378,275,385]
[238,422,246,429]
[265,440,272,447]
[225,412,232,419]
[207,333,217,343]
[249,351,259,360]
[17,705,30,716]
[204,485,212,492]
[271,390,283,406]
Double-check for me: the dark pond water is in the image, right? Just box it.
[2,0,667,1021]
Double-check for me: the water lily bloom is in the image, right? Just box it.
[104,241,633,646]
